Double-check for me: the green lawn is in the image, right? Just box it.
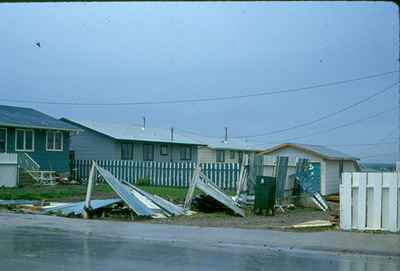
[0,184,228,203]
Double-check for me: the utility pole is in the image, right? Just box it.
[142,116,146,130]
[224,127,228,144]
[398,11,400,171]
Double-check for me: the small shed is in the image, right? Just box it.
[0,153,18,187]
[258,143,360,195]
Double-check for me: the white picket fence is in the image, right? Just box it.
[340,172,400,232]
[72,160,240,190]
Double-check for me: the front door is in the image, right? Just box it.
[0,128,6,153]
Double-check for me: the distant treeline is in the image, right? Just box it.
[360,163,395,172]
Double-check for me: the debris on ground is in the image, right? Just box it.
[184,166,245,217]
[0,199,40,206]
[293,159,329,212]
[42,199,122,216]
[325,194,339,203]
[291,220,333,229]
[192,195,232,214]
[84,163,187,219]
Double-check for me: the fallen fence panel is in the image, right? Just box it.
[184,166,245,217]
[96,166,155,217]
[122,181,185,216]
[42,199,121,216]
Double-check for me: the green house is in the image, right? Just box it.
[0,105,79,174]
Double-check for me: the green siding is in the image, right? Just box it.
[1,126,70,174]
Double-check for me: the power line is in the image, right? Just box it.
[3,70,398,106]
[234,81,399,138]
[358,128,397,154]
[257,106,398,144]
[325,141,397,147]
[359,152,398,160]
[174,127,221,139]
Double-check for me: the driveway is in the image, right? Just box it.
[1,212,399,271]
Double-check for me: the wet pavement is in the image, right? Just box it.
[0,213,399,270]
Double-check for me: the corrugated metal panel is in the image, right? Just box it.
[122,181,185,216]
[42,199,121,216]
[196,173,245,217]
[96,166,155,217]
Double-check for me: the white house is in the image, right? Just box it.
[258,143,360,195]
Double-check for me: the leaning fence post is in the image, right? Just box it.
[184,166,201,210]
[84,161,96,219]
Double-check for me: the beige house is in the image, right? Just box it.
[259,143,360,195]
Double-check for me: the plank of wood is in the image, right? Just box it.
[356,173,367,230]
[340,172,352,230]
[387,173,398,232]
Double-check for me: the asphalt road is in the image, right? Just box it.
[1,213,399,271]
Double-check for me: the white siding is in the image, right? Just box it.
[264,147,322,162]
[325,160,340,195]
[325,160,359,195]
[197,147,216,163]
[197,147,255,163]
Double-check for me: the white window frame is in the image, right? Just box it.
[15,129,35,152]
[0,127,7,153]
[46,130,63,152]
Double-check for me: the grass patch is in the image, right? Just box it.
[0,184,236,203]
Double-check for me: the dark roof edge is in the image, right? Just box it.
[0,122,81,132]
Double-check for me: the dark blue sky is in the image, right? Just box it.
[0,2,398,162]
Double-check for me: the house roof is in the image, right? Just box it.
[62,119,263,151]
[259,143,359,161]
[0,105,79,131]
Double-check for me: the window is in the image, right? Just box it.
[143,144,154,161]
[229,150,235,159]
[238,151,243,163]
[216,150,225,162]
[180,146,192,160]
[0,128,6,153]
[15,129,34,151]
[160,145,169,156]
[46,131,63,151]
[121,143,134,160]
[339,160,344,177]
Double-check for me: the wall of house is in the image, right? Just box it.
[262,146,359,196]
[68,126,199,162]
[1,126,70,173]
[325,160,358,195]
[120,141,198,162]
[69,128,120,160]
[197,147,255,163]
[261,147,327,194]
[197,147,217,163]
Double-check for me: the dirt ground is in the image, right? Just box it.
[144,207,337,231]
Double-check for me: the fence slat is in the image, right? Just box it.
[340,172,352,230]
[387,173,398,232]
[356,173,367,230]
[371,173,383,229]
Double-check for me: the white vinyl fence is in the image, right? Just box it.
[340,172,400,232]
